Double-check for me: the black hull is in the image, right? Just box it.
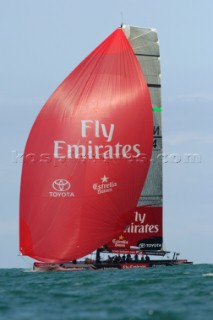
[33,259,192,271]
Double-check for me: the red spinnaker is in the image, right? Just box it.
[20,28,153,262]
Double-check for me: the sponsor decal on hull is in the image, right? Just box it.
[120,263,150,269]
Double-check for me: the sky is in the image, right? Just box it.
[0,0,212,268]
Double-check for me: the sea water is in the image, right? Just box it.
[0,264,212,320]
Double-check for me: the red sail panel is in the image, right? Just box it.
[105,206,163,253]
[19,28,153,263]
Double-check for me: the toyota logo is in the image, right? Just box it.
[139,243,146,248]
[52,179,71,192]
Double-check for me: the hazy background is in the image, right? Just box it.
[0,0,212,268]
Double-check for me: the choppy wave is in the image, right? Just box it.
[0,264,213,320]
[203,273,213,277]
